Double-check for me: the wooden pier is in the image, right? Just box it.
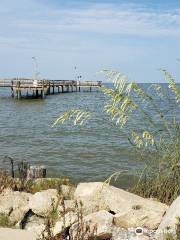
[0,78,102,99]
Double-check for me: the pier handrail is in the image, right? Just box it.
[0,78,102,88]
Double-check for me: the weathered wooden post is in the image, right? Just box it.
[18,161,29,180]
[11,80,14,98]
[26,166,46,179]
[17,80,21,100]
[53,82,55,94]
[47,82,50,95]
[36,89,38,98]
[41,80,45,99]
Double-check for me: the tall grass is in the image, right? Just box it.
[54,69,180,205]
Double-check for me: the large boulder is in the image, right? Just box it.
[111,227,151,240]
[156,196,180,239]
[29,189,59,217]
[0,189,31,225]
[0,228,36,240]
[70,210,113,239]
[60,185,76,199]
[24,213,46,236]
[53,211,78,236]
[74,182,168,229]
[58,200,76,213]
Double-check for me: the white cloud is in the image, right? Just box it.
[1,0,180,41]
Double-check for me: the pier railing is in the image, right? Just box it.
[0,78,102,99]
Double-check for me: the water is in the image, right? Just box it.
[0,84,179,186]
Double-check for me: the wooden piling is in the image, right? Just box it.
[36,89,38,98]
[11,81,13,97]
[53,82,55,94]
[62,86,64,93]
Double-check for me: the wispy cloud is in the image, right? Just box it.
[1,1,180,40]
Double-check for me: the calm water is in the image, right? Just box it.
[0,84,179,186]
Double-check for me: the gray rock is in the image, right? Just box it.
[53,211,78,236]
[60,185,75,199]
[156,196,180,239]
[112,227,152,240]
[58,200,76,213]
[0,227,37,240]
[29,189,59,217]
[24,213,46,236]
[0,189,31,225]
[74,182,168,230]
[70,210,113,239]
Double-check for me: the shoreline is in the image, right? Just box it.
[0,174,179,240]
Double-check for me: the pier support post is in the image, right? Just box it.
[36,89,39,98]
[11,87,14,98]
[53,83,55,94]
[41,81,45,99]
[41,90,45,99]
[17,81,21,100]
[62,86,64,93]
[47,82,51,95]
[11,81,14,97]
[17,90,21,100]
[47,87,50,95]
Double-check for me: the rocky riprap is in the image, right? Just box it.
[0,180,179,240]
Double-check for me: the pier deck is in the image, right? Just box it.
[0,78,102,99]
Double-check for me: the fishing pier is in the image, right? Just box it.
[0,78,102,99]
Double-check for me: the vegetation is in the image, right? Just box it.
[0,170,73,194]
[164,217,180,240]
[38,197,97,240]
[0,171,15,194]
[54,69,180,205]
[0,213,11,227]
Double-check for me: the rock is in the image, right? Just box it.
[156,196,180,239]
[112,227,147,240]
[113,208,164,229]
[111,227,130,240]
[53,211,78,236]
[0,227,37,240]
[70,210,113,239]
[74,182,168,229]
[112,227,152,240]
[75,199,100,216]
[24,213,46,236]
[60,185,75,199]
[29,189,59,217]
[0,189,31,225]
[74,182,109,214]
[58,200,76,213]
[9,207,29,226]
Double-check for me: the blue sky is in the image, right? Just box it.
[0,0,180,82]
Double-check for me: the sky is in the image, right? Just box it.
[0,0,180,82]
